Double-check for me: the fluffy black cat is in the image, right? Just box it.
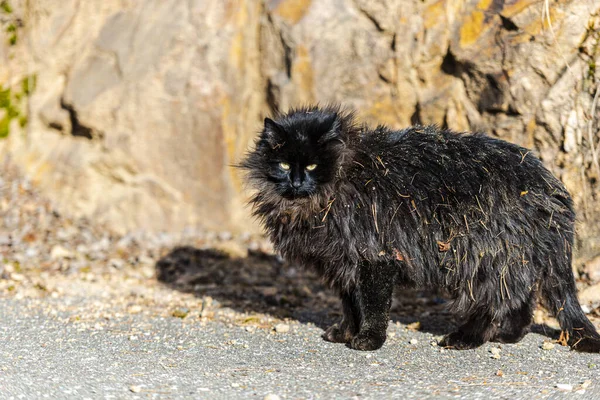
[241,105,600,352]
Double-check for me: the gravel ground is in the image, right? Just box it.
[1,160,600,399]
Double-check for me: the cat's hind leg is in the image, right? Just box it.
[439,308,499,349]
[492,293,535,344]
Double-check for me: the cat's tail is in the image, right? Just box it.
[540,272,600,353]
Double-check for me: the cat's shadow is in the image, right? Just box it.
[155,246,561,340]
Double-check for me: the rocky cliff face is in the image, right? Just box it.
[1,0,599,263]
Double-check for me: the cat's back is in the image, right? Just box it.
[363,125,528,162]
[349,124,572,216]
[356,125,554,185]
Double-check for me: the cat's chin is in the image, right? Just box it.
[280,192,313,201]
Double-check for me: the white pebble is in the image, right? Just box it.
[581,304,591,314]
[50,245,73,260]
[264,395,281,400]
[490,347,501,359]
[129,385,142,393]
[556,384,573,391]
[541,342,555,350]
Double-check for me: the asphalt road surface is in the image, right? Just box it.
[1,295,598,400]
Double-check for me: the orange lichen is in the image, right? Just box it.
[423,0,445,30]
[274,0,312,24]
[459,10,485,47]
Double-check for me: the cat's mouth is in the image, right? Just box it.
[281,188,313,200]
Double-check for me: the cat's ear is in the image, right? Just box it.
[318,113,342,144]
[262,118,285,149]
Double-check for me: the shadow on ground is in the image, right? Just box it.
[155,246,561,340]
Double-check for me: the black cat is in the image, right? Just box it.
[241,105,600,352]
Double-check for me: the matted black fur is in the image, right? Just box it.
[240,105,600,352]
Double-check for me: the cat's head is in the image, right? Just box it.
[242,106,354,201]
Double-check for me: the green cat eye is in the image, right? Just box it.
[306,164,317,171]
[279,162,291,171]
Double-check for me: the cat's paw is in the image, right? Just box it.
[438,331,483,350]
[349,332,386,351]
[570,337,600,353]
[491,330,527,344]
[322,323,353,343]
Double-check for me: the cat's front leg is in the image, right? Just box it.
[322,291,359,343]
[349,262,398,351]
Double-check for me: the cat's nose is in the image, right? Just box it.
[292,179,302,188]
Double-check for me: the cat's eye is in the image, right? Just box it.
[279,162,291,171]
[305,164,317,171]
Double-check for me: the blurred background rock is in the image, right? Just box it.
[0,0,599,269]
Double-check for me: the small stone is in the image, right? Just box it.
[274,323,290,333]
[172,308,190,319]
[141,267,154,279]
[10,273,24,282]
[263,395,281,400]
[582,304,592,314]
[129,385,142,393]
[490,348,501,359]
[581,380,592,389]
[231,382,240,388]
[128,305,143,314]
[409,338,418,345]
[109,258,125,269]
[218,231,233,241]
[556,384,573,391]
[261,287,278,296]
[25,248,38,258]
[541,341,555,350]
[129,335,138,341]
[406,321,421,331]
[50,245,73,260]
[496,369,504,377]
[202,296,213,308]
